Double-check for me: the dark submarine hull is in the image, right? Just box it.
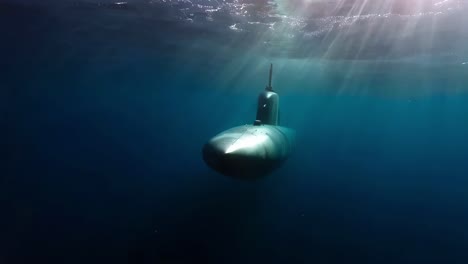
[203,124,295,179]
[202,64,295,179]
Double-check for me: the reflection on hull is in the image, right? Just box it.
[203,125,295,179]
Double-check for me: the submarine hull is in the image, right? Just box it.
[202,124,295,178]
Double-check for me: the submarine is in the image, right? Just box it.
[202,64,295,178]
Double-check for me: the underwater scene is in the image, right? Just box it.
[3,0,468,263]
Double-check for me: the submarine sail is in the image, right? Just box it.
[255,64,279,126]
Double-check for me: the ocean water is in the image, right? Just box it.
[3,1,468,263]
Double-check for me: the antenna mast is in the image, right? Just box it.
[267,63,273,91]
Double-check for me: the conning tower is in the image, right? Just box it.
[255,64,279,126]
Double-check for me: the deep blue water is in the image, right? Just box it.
[3,1,468,263]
